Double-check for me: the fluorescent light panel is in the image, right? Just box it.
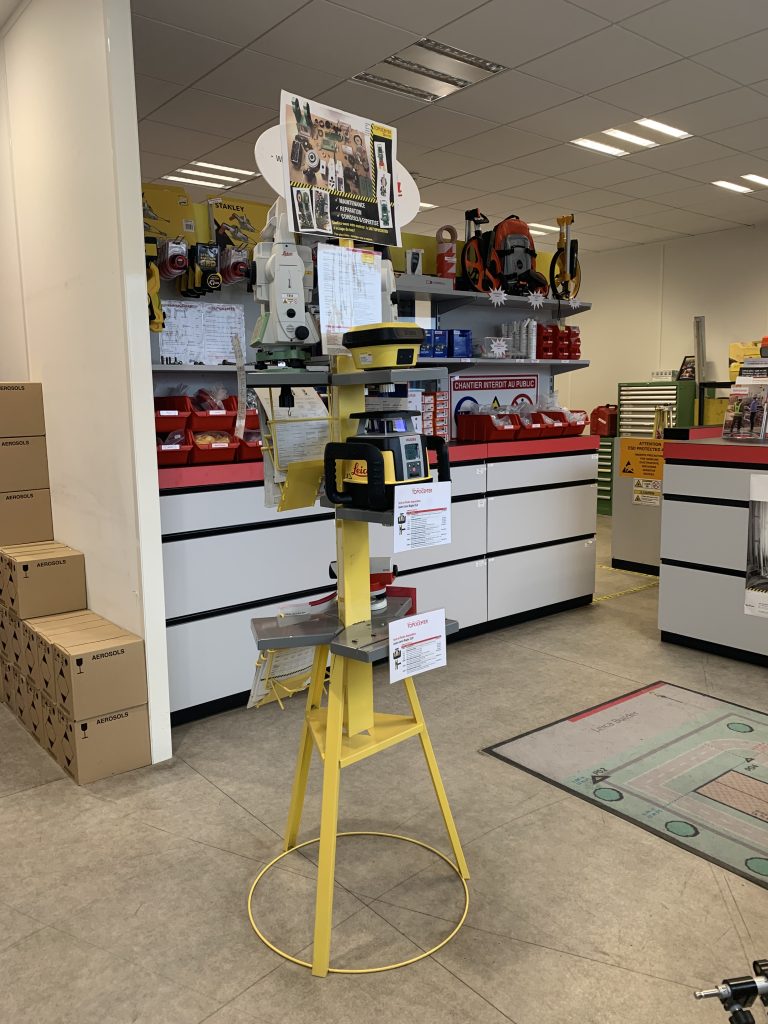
[415,37,506,75]
[528,222,557,231]
[603,128,657,148]
[181,168,242,182]
[529,229,548,236]
[191,160,259,177]
[419,201,438,209]
[712,179,752,193]
[163,174,232,189]
[635,118,690,139]
[571,137,627,156]
[742,174,768,187]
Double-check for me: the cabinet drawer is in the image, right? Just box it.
[661,500,748,572]
[663,464,766,503]
[369,497,486,571]
[487,484,596,552]
[160,485,331,535]
[486,453,597,492]
[401,560,487,629]
[488,538,595,620]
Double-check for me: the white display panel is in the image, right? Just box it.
[486,452,597,492]
[488,538,596,621]
[160,485,330,535]
[487,484,597,552]
[661,500,748,572]
[663,463,768,503]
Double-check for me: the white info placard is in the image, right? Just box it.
[393,481,451,552]
[388,608,447,683]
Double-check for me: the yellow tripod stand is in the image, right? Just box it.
[248,358,469,976]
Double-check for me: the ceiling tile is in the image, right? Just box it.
[561,160,655,186]
[512,143,612,174]
[417,182,481,207]
[511,96,636,141]
[659,88,768,136]
[313,81,425,125]
[592,60,735,117]
[148,90,273,138]
[519,26,677,94]
[433,0,608,66]
[193,139,262,171]
[622,0,768,56]
[409,150,491,181]
[397,142,431,164]
[249,1,417,78]
[652,184,768,222]
[587,221,685,241]
[570,212,618,229]
[130,0,306,44]
[197,50,342,112]
[446,165,540,191]
[705,119,768,153]
[413,205,465,227]
[139,151,180,179]
[556,188,630,210]
[395,107,496,149]
[326,0,488,34]
[752,80,768,98]
[134,75,181,119]
[566,0,664,17]
[628,137,741,170]
[589,197,673,219]
[511,177,593,201]
[227,178,277,202]
[576,232,633,251]
[131,15,238,86]
[672,153,768,183]
[445,125,557,160]
[607,171,701,196]
[137,120,229,160]
[632,208,740,232]
[440,69,577,123]
[694,30,768,85]
[472,193,551,217]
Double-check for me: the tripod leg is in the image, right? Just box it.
[284,645,328,852]
[311,654,345,977]
[403,675,469,880]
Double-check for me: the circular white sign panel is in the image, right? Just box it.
[254,126,421,226]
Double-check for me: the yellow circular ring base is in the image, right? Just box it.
[247,831,469,975]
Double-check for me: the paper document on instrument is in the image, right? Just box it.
[388,608,446,683]
[248,647,316,707]
[393,481,451,552]
[272,419,328,468]
[317,244,381,354]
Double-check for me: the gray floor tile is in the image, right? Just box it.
[0,900,43,952]
[200,1007,271,1024]
[0,703,64,799]
[0,926,219,1023]
[230,905,510,1023]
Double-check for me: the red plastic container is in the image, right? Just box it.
[156,439,192,467]
[245,408,260,430]
[187,429,238,465]
[154,395,192,433]
[456,412,519,442]
[563,410,588,436]
[189,394,237,433]
[532,412,565,437]
[590,404,618,436]
[237,434,263,462]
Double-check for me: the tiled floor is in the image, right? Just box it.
[1,517,766,1023]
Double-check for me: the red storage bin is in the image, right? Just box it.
[189,394,237,432]
[561,410,588,436]
[238,434,263,462]
[245,408,260,430]
[154,395,192,433]
[590,404,618,436]
[156,439,192,467]
[187,429,238,464]
[456,412,519,442]
[514,414,545,440]
[532,412,565,437]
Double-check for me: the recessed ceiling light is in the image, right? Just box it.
[529,229,548,236]
[414,38,507,75]
[742,174,768,187]
[182,168,242,183]
[419,201,438,209]
[353,71,439,102]
[384,55,472,90]
[528,222,558,231]
[571,138,627,156]
[712,180,753,192]
[163,174,232,189]
[634,118,690,139]
[603,128,657,148]
[191,161,260,177]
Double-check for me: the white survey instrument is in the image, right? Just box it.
[251,197,319,349]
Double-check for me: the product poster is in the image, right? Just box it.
[723,381,768,440]
[450,375,538,437]
[394,481,451,553]
[279,89,400,245]
[745,475,768,618]
[388,608,446,684]
[142,184,197,244]
[210,198,266,252]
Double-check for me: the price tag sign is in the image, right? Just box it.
[388,608,446,683]
[393,481,451,553]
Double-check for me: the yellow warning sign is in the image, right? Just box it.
[619,438,664,479]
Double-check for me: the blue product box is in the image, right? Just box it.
[432,330,449,358]
[419,328,434,358]
[449,329,472,358]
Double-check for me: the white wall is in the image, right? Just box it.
[0,0,171,760]
[568,225,768,414]
[0,36,28,381]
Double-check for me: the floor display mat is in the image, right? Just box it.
[485,682,768,887]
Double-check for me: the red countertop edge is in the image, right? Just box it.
[158,435,598,491]
[664,438,768,465]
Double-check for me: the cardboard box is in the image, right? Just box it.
[0,605,8,662]
[58,703,151,785]
[0,383,45,437]
[0,436,49,491]
[11,665,27,725]
[40,692,61,763]
[23,678,42,741]
[5,611,24,671]
[0,489,53,546]
[0,542,86,618]
[28,611,104,691]
[1,659,13,705]
[54,629,146,720]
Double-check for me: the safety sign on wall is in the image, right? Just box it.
[632,477,661,506]
[450,375,538,437]
[393,481,451,553]
[619,438,664,479]
[388,608,446,683]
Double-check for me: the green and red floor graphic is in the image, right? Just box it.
[486,682,768,886]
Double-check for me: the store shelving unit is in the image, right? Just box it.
[396,277,592,322]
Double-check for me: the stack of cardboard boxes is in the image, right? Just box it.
[0,383,151,784]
